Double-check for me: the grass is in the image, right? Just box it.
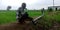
[0,11,16,24]
[27,10,42,17]
[0,10,41,24]
[0,10,60,30]
[44,11,60,22]
[0,10,60,25]
[42,11,60,28]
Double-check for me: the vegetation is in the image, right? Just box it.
[37,11,60,30]
[0,10,16,24]
[7,6,11,11]
[48,7,53,12]
[0,10,60,30]
[0,10,42,24]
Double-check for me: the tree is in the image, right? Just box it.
[7,6,11,11]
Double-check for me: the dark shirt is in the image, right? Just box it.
[16,7,26,20]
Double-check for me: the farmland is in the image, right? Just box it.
[0,10,60,30]
[0,10,42,24]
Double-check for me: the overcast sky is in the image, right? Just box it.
[0,0,60,10]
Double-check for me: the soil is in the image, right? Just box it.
[49,22,60,30]
[0,22,60,30]
[0,22,34,30]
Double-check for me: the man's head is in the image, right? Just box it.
[21,3,26,9]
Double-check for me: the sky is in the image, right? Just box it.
[0,0,60,10]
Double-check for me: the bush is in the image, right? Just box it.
[48,7,53,12]
[55,8,57,11]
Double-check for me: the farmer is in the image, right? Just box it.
[16,3,27,23]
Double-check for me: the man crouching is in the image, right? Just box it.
[16,3,33,24]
